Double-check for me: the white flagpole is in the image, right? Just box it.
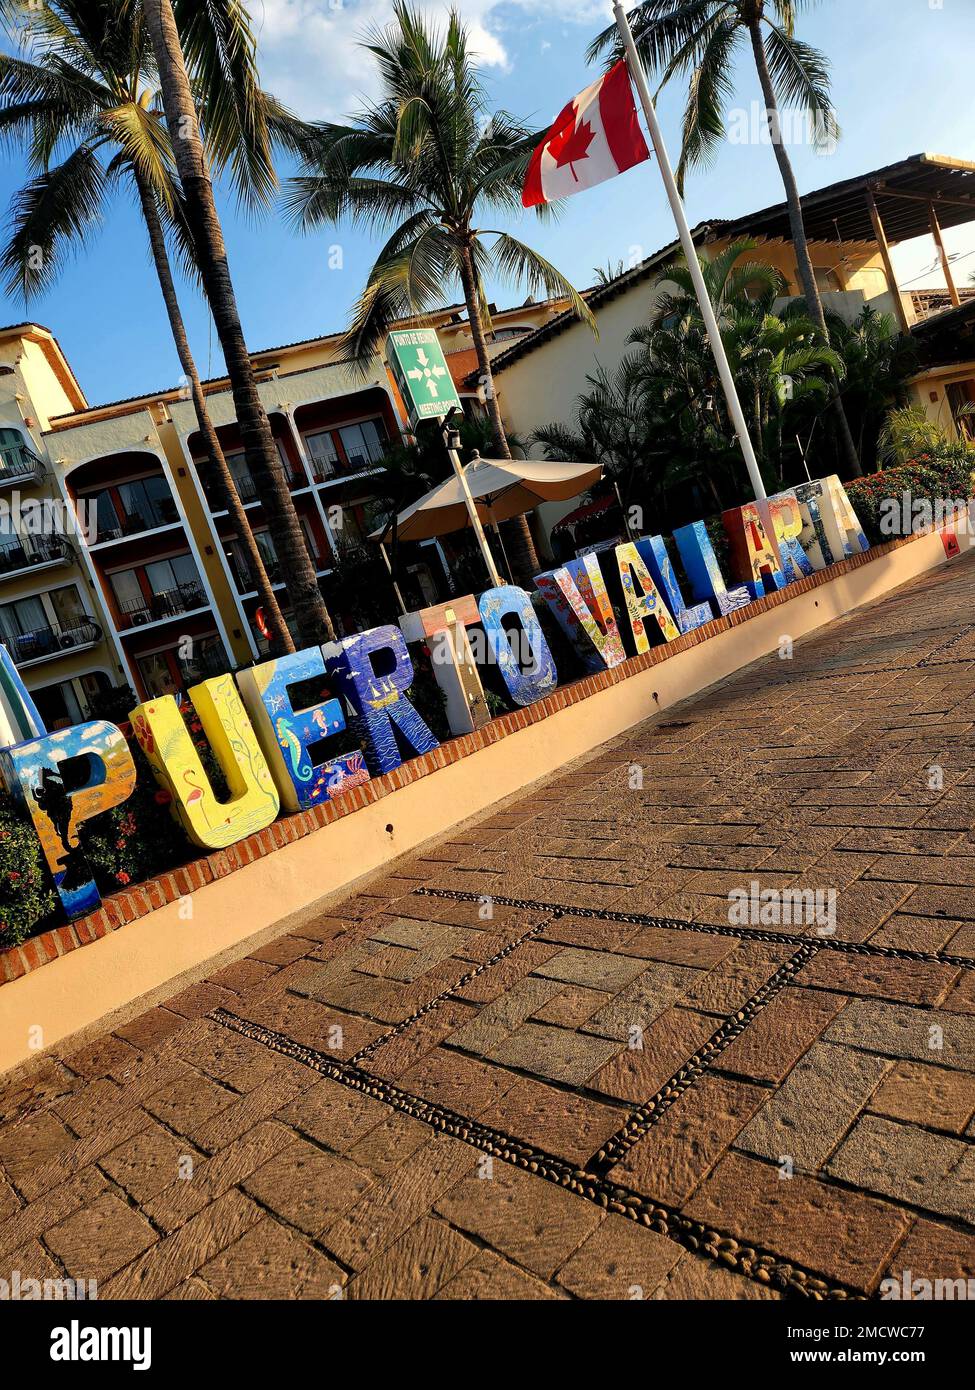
[612,1,767,503]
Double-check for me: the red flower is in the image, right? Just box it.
[116,871,131,885]
[8,871,19,882]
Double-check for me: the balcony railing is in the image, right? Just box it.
[229,548,331,594]
[4,618,102,665]
[0,442,45,489]
[202,471,260,509]
[0,535,73,576]
[96,499,180,542]
[199,462,306,511]
[118,581,208,629]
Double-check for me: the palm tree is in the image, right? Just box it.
[590,0,863,477]
[283,2,595,583]
[825,305,918,470]
[142,0,335,645]
[536,240,844,518]
[0,0,300,653]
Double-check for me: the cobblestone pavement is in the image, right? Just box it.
[2,557,975,1301]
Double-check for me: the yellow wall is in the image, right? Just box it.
[494,237,910,451]
[909,363,975,441]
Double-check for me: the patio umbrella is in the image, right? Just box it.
[370,453,603,545]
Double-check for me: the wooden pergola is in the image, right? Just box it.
[714,152,975,334]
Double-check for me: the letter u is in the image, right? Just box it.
[130,674,280,850]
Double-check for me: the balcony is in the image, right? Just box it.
[0,441,45,489]
[229,548,332,596]
[201,470,260,509]
[0,536,73,578]
[6,618,102,666]
[199,463,306,513]
[118,581,209,630]
[95,499,181,544]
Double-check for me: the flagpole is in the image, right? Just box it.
[612,1,767,503]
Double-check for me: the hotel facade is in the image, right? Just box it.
[0,299,565,727]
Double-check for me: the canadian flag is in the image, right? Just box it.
[522,60,650,209]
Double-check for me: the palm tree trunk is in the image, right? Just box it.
[132,168,292,656]
[746,19,862,478]
[457,240,540,583]
[143,0,336,644]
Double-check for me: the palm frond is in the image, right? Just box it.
[342,217,453,366]
[763,23,838,149]
[170,0,276,207]
[490,233,596,335]
[1,141,105,297]
[675,15,742,191]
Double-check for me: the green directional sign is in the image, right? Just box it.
[385,328,462,430]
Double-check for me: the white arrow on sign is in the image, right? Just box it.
[407,367,424,382]
[426,379,439,397]
[417,349,429,366]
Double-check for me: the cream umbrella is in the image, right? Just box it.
[371,452,602,545]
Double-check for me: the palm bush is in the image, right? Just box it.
[284,1,593,581]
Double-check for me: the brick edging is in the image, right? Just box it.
[0,526,949,986]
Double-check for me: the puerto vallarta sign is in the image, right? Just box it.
[0,476,870,923]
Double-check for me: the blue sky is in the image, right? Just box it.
[2,0,974,409]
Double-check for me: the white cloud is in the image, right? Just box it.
[251,0,601,119]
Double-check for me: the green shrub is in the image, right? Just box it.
[845,446,974,545]
[0,793,56,949]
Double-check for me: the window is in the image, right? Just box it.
[226,531,281,592]
[0,594,47,641]
[946,380,975,443]
[110,556,205,625]
[338,419,386,470]
[49,586,86,630]
[814,266,843,294]
[136,651,180,698]
[85,473,177,540]
[109,569,145,618]
[117,475,176,531]
[0,426,31,478]
[145,554,201,598]
[31,679,84,729]
[304,429,339,479]
[304,418,387,479]
[199,440,293,505]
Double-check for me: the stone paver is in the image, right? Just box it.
[3,556,975,1297]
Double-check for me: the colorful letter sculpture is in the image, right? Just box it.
[723,500,787,594]
[633,536,712,635]
[535,553,627,672]
[793,477,869,569]
[673,520,760,617]
[325,625,439,775]
[613,542,680,653]
[792,479,837,569]
[823,474,870,558]
[0,644,47,749]
[766,491,816,585]
[237,647,370,812]
[400,596,490,736]
[477,586,558,707]
[130,675,279,850]
[1,722,136,918]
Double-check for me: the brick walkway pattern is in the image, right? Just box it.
[1,557,974,1300]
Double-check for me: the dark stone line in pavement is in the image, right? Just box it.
[210,1006,856,1301]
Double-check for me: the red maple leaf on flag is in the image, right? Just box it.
[548,117,595,182]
